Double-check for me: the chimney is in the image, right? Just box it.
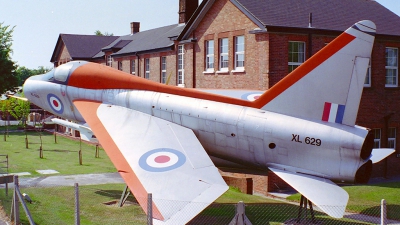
[178,0,198,24]
[131,22,140,34]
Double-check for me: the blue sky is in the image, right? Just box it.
[0,0,399,69]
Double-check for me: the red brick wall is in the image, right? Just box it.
[220,171,268,196]
[192,0,269,90]
[56,44,72,66]
[115,51,178,86]
[222,176,253,194]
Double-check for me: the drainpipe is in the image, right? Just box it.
[135,52,140,77]
[192,32,196,88]
[383,113,394,178]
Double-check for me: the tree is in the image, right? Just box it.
[94,30,114,36]
[0,22,18,94]
[15,66,51,86]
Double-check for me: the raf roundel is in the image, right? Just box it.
[241,92,263,101]
[139,148,186,172]
[47,94,64,114]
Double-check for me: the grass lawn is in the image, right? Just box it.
[0,131,116,176]
[0,130,399,224]
[0,185,372,225]
[287,182,400,220]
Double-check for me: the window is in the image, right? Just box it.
[118,61,123,71]
[205,40,214,72]
[131,60,135,75]
[234,36,245,71]
[161,57,166,84]
[178,45,184,86]
[374,129,381,148]
[288,41,305,73]
[364,60,371,87]
[219,38,229,71]
[385,47,398,87]
[145,58,150,79]
[106,55,112,67]
[388,127,396,149]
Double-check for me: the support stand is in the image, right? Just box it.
[297,195,315,223]
[118,185,130,207]
[284,195,319,225]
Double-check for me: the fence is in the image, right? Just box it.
[0,176,398,225]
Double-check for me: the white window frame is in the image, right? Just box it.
[131,59,135,75]
[374,128,381,148]
[106,55,112,67]
[364,59,371,87]
[145,58,150,79]
[219,38,229,72]
[388,127,396,149]
[288,41,305,73]
[234,35,245,71]
[178,45,184,86]
[205,40,214,72]
[161,57,167,84]
[385,47,398,87]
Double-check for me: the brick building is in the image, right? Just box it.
[50,0,400,194]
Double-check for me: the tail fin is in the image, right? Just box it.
[254,20,375,126]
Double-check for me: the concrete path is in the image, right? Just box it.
[14,172,124,188]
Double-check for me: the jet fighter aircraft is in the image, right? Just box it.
[23,20,394,224]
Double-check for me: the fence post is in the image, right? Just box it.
[75,183,80,225]
[147,193,153,225]
[13,175,20,224]
[381,199,387,225]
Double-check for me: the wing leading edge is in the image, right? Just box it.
[73,100,228,224]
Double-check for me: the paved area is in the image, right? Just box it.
[4,172,125,188]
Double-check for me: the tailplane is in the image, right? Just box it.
[254,20,375,126]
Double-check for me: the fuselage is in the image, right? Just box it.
[23,61,372,184]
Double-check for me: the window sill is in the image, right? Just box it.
[216,70,229,74]
[203,70,215,74]
[177,84,185,88]
[232,69,245,73]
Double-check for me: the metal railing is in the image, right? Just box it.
[1,177,397,225]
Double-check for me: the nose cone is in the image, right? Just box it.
[23,75,38,102]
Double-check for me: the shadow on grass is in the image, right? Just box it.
[355,204,400,221]
[94,189,138,204]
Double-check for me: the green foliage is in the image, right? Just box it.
[0,22,18,94]
[0,97,12,120]
[8,94,30,125]
[94,30,114,36]
[15,66,51,86]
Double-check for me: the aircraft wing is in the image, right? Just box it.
[73,100,228,224]
[369,148,395,163]
[51,118,95,142]
[269,167,348,218]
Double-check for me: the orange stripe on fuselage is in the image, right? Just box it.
[68,64,253,107]
[73,100,164,221]
[68,32,355,110]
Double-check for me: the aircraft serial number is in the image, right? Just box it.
[292,134,322,146]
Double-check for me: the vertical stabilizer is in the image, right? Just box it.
[255,21,375,126]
